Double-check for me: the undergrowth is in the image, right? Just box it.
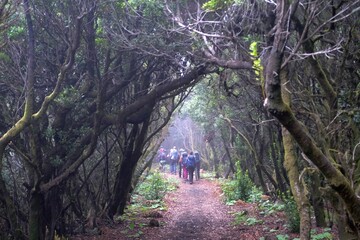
[220,161,254,203]
[218,163,334,239]
[113,171,179,238]
[135,171,174,200]
[283,197,300,233]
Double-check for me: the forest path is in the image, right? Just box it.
[72,173,296,240]
[145,174,238,240]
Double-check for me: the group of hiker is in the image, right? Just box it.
[157,146,201,184]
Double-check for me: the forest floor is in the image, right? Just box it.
[72,173,336,240]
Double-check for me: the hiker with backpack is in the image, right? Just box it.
[169,146,179,175]
[194,151,201,180]
[180,151,188,181]
[186,151,196,184]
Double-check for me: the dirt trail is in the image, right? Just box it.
[72,174,296,240]
[145,174,237,240]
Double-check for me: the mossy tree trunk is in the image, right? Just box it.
[280,68,311,239]
[282,127,311,239]
[310,173,326,227]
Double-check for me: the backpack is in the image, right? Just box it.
[180,152,188,166]
[186,154,195,168]
[194,152,200,163]
[171,149,178,160]
[159,152,166,161]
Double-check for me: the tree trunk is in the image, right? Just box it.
[310,173,326,227]
[28,191,46,240]
[282,127,311,239]
[270,127,287,194]
[280,66,311,239]
[108,156,138,218]
[108,112,152,218]
[209,140,220,178]
[255,134,271,194]
[221,130,235,179]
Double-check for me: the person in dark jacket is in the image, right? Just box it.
[187,151,196,184]
[180,151,188,181]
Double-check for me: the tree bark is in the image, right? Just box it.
[282,127,311,239]
[28,191,46,240]
[108,109,152,218]
[269,127,287,194]
[280,65,311,239]
[221,129,235,179]
[310,173,326,227]
[209,140,220,178]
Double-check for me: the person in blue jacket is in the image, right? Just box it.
[186,151,196,184]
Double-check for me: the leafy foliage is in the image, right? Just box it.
[135,171,171,200]
[232,211,263,226]
[310,229,332,240]
[275,229,333,240]
[283,197,300,233]
[248,186,263,203]
[202,0,233,11]
[221,161,254,203]
[258,200,285,216]
[114,173,180,237]
[245,217,263,225]
[249,41,264,89]
[202,0,246,10]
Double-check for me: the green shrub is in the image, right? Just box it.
[221,161,254,203]
[221,180,239,203]
[311,228,332,240]
[235,169,254,201]
[248,186,263,203]
[275,235,289,240]
[245,217,263,225]
[136,172,168,200]
[283,197,300,233]
[259,199,285,216]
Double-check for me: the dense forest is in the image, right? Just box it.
[0,0,359,239]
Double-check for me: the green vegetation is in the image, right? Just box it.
[231,211,263,226]
[310,228,332,240]
[258,200,285,216]
[283,197,300,233]
[221,161,254,203]
[135,171,177,200]
[113,172,179,238]
[275,228,332,240]
[116,172,179,221]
